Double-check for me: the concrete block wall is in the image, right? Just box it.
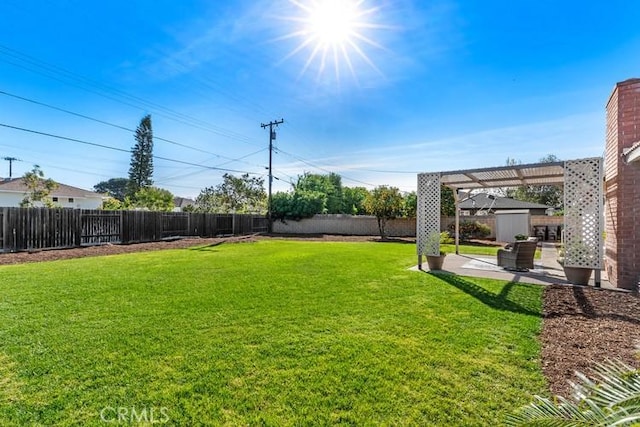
[273,214,562,240]
[273,215,416,237]
[604,78,640,290]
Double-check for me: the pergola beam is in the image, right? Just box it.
[462,173,487,187]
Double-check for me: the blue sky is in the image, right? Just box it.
[1,0,638,198]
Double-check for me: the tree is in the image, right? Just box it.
[271,190,327,220]
[101,197,126,210]
[364,186,404,239]
[127,115,154,196]
[270,192,293,220]
[342,186,369,215]
[295,172,343,214]
[194,173,267,213]
[20,165,59,208]
[94,178,130,201]
[441,185,456,217]
[403,191,417,217]
[507,154,563,207]
[132,187,174,211]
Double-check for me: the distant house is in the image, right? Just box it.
[459,193,552,216]
[173,196,195,212]
[0,178,107,209]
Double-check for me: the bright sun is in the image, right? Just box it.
[307,0,358,46]
[279,0,387,83]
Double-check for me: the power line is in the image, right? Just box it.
[274,147,377,187]
[155,147,268,184]
[0,89,265,168]
[0,122,259,175]
[0,44,262,146]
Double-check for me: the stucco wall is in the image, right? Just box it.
[273,215,416,237]
[0,192,103,209]
[273,214,562,239]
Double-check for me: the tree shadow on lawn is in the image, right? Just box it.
[428,272,542,317]
[188,242,225,252]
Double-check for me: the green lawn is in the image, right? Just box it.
[0,240,546,425]
[443,243,542,259]
[442,243,500,256]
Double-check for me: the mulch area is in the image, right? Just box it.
[1,234,638,398]
[0,235,260,265]
[541,285,640,397]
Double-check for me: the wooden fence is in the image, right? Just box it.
[0,208,268,253]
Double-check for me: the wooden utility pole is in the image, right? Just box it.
[261,119,284,233]
[3,157,18,179]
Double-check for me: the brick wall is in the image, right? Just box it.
[604,78,640,290]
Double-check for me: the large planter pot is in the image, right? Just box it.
[426,255,446,271]
[563,266,592,286]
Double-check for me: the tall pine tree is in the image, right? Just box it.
[127,115,154,196]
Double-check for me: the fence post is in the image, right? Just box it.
[1,207,6,252]
[119,210,126,243]
[74,209,82,247]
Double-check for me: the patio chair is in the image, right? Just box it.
[533,226,545,241]
[497,241,537,271]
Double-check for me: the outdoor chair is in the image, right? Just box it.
[497,241,537,271]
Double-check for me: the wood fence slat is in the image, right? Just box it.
[0,208,265,253]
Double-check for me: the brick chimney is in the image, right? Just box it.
[604,78,640,290]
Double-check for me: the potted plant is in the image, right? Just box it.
[425,232,447,270]
[557,243,593,286]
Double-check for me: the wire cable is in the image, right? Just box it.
[0,122,260,175]
[0,89,266,167]
[0,44,262,146]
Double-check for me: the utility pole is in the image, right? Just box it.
[261,119,284,233]
[3,157,18,179]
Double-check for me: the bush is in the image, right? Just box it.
[440,231,454,244]
[450,221,491,241]
[514,234,528,241]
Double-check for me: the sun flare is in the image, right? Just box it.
[307,0,358,46]
[279,0,388,83]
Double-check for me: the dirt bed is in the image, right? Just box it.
[0,235,260,265]
[1,234,638,398]
[541,285,640,397]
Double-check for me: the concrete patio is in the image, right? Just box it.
[412,242,613,289]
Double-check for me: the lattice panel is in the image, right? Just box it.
[563,158,603,269]
[417,173,441,256]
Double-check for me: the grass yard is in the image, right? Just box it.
[442,243,500,256]
[0,240,546,425]
[442,243,542,259]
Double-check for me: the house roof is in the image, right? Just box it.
[0,178,105,198]
[174,197,195,208]
[459,193,552,210]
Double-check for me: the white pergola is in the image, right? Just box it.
[417,157,603,282]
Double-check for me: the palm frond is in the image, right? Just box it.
[509,360,640,427]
